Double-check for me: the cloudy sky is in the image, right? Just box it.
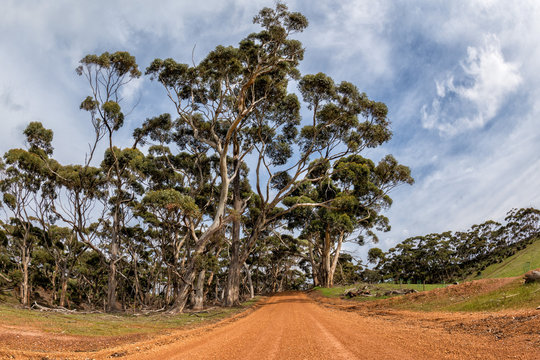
[1,0,539,261]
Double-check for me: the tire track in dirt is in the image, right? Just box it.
[306,311,358,359]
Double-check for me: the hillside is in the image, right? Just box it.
[474,238,540,279]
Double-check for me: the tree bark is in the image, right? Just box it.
[191,269,206,310]
[244,263,254,299]
[322,228,332,287]
[52,261,58,304]
[59,262,69,308]
[328,231,345,288]
[308,240,320,287]
[224,255,242,306]
[224,140,243,307]
[21,244,30,307]
[106,208,120,312]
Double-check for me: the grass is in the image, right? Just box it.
[314,283,446,300]
[315,278,540,312]
[474,239,540,279]
[0,297,260,336]
[445,281,540,312]
[314,285,356,298]
[380,279,540,312]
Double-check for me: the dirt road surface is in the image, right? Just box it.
[2,292,539,359]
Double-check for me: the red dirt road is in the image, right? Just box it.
[2,292,539,359]
[129,292,538,360]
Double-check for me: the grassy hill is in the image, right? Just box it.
[313,278,540,312]
[473,238,540,279]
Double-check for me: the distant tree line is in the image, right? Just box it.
[368,208,540,284]
[0,4,413,312]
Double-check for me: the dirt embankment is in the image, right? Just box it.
[1,288,539,359]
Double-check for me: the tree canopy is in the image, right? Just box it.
[0,3,415,312]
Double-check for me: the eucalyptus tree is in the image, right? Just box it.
[284,154,413,287]
[136,188,199,306]
[0,122,55,306]
[147,3,413,304]
[46,226,85,307]
[503,207,540,245]
[377,207,540,283]
[0,217,13,289]
[75,51,142,311]
[222,13,414,303]
[144,3,308,312]
[134,114,224,310]
[332,253,363,285]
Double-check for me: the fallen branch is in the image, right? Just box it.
[30,302,104,314]
[31,302,77,313]
[133,307,166,316]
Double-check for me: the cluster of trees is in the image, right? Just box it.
[368,208,540,284]
[0,4,413,312]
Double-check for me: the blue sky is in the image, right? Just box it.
[1,0,539,262]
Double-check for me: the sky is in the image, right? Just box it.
[1,0,539,262]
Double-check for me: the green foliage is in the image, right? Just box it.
[2,194,16,210]
[142,189,199,216]
[473,238,540,279]
[375,208,540,284]
[23,122,54,156]
[77,51,141,78]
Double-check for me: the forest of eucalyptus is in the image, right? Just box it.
[0,4,414,312]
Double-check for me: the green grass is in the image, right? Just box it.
[383,278,540,312]
[0,297,260,336]
[372,283,445,291]
[315,278,540,312]
[313,285,357,298]
[314,283,446,300]
[474,239,540,279]
[447,281,540,312]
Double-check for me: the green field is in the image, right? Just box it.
[474,238,540,279]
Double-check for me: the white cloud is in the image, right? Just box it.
[422,35,521,135]
[298,0,392,82]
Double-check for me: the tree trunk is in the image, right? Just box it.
[168,258,201,313]
[328,231,345,288]
[244,263,254,299]
[133,254,143,307]
[215,278,220,302]
[21,245,30,307]
[106,209,120,312]
[308,240,320,287]
[59,262,69,308]
[106,252,118,311]
[224,141,243,307]
[224,256,242,306]
[191,269,206,310]
[165,266,172,305]
[321,228,332,287]
[52,260,58,304]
